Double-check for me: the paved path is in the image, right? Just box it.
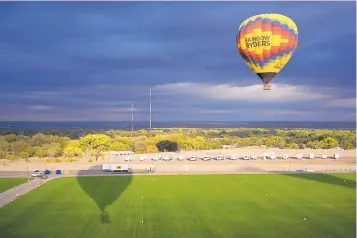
[0,177,55,208]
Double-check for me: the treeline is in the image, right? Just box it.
[0,128,355,161]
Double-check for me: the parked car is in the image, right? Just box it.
[31,170,42,177]
[231,155,238,160]
[44,169,51,175]
[188,156,198,161]
[216,155,224,160]
[202,155,211,161]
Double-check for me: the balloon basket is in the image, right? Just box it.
[263,85,271,90]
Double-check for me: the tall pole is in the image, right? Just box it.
[131,102,134,133]
[149,87,152,129]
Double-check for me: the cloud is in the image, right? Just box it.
[325,98,356,108]
[153,82,335,103]
[27,105,54,111]
[0,2,355,121]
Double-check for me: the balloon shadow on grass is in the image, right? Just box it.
[77,165,133,224]
[276,172,356,189]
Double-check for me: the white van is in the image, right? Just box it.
[177,156,185,161]
[189,156,198,161]
[216,155,224,160]
[231,155,238,160]
[203,155,211,161]
[243,155,250,160]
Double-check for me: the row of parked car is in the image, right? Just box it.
[121,153,340,161]
[30,169,63,178]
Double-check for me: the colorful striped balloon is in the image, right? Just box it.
[236,13,298,90]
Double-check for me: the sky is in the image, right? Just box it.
[0,1,356,122]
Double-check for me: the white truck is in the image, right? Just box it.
[102,164,111,172]
[110,164,129,172]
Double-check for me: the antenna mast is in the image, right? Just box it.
[131,102,134,133]
[149,87,152,129]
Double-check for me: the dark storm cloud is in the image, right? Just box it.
[0,1,355,121]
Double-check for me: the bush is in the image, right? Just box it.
[5,154,16,161]
[44,158,52,163]
[88,158,93,163]
[64,157,78,162]
[54,158,62,163]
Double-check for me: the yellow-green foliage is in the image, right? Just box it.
[0,128,355,160]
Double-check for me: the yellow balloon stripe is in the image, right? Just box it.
[237,13,298,75]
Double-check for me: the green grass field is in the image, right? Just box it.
[0,178,29,193]
[0,173,355,238]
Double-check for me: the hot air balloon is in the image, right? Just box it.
[236,13,298,90]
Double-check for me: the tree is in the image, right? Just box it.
[4,134,17,143]
[20,151,30,160]
[29,133,47,147]
[35,147,46,158]
[109,142,129,151]
[287,143,299,149]
[10,141,24,156]
[47,142,62,158]
[6,154,16,161]
[307,141,321,149]
[264,136,286,148]
[156,140,179,152]
[320,137,339,149]
[63,141,83,157]
[79,134,111,161]
[146,145,158,153]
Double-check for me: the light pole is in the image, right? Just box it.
[149,87,152,129]
[131,102,134,134]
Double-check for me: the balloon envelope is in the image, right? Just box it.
[236,13,298,88]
